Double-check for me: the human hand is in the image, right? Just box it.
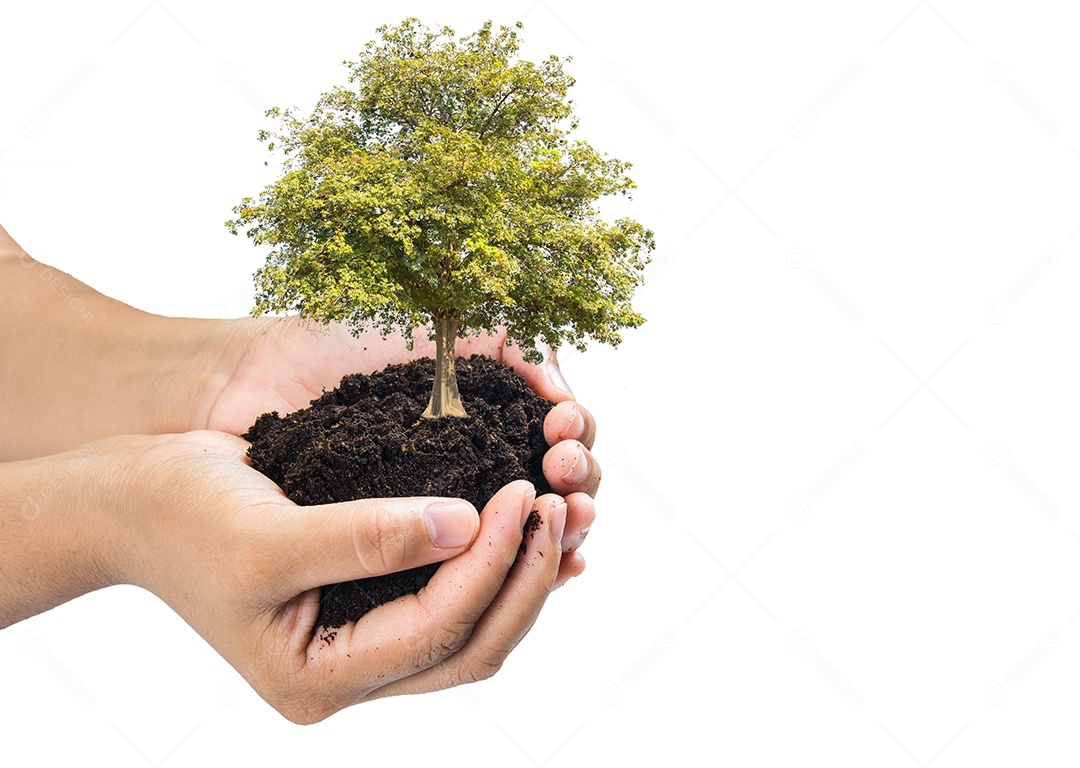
[192,317,600,581]
[97,430,572,722]
[198,316,585,437]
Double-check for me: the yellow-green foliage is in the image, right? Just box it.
[227,18,654,363]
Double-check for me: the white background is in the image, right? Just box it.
[2,1,1080,765]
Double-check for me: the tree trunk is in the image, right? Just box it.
[423,312,467,418]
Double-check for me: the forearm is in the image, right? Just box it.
[0,444,122,628]
[0,225,223,460]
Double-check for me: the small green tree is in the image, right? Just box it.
[227,18,654,417]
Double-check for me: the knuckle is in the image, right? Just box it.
[272,694,339,725]
[353,504,410,576]
[413,621,471,669]
[215,514,285,592]
[455,652,506,685]
[249,659,341,725]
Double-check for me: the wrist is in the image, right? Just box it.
[0,253,235,458]
[0,441,128,627]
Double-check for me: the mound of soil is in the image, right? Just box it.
[243,355,552,629]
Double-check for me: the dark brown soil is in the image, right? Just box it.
[243,355,552,630]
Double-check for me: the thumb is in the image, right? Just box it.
[277,496,480,594]
[500,341,576,403]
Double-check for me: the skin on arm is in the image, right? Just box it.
[0,445,122,627]
[0,224,229,461]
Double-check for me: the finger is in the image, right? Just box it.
[562,492,595,552]
[543,401,596,450]
[304,481,536,695]
[455,331,575,402]
[366,493,566,699]
[275,496,481,596]
[500,342,576,403]
[555,551,586,589]
[543,440,601,497]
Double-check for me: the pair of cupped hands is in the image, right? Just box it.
[79,321,599,723]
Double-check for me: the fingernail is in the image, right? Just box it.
[550,502,568,548]
[424,500,478,549]
[546,361,575,399]
[562,444,590,486]
[520,484,537,527]
[559,405,585,441]
[567,526,591,552]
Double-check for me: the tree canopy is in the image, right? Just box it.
[227,18,653,416]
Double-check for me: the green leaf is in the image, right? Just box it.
[227,18,653,356]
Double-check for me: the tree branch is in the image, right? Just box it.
[478,86,519,139]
